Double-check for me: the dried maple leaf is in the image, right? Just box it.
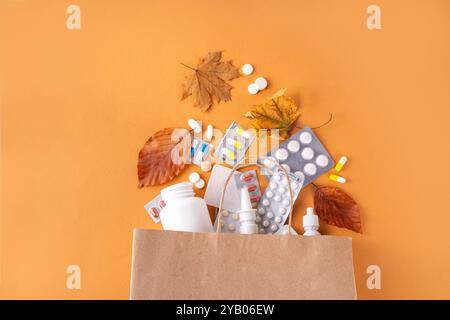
[314,186,363,233]
[245,88,300,138]
[137,128,191,187]
[181,51,240,111]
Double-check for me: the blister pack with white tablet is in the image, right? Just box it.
[212,170,262,233]
[215,122,255,166]
[259,127,334,187]
[255,168,304,234]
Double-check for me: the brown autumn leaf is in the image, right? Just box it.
[244,88,300,138]
[137,128,191,187]
[181,51,240,111]
[314,186,363,233]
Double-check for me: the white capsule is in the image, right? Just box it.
[194,179,205,189]
[242,64,254,75]
[287,140,300,152]
[299,131,313,144]
[301,147,314,160]
[188,118,202,134]
[255,77,268,90]
[315,154,329,168]
[188,172,200,184]
[275,148,288,161]
[205,124,214,141]
[248,83,259,95]
[304,163,317,176]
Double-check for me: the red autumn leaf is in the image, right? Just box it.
[137,128,191,187]
[314,186,363,233]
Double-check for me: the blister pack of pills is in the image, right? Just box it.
[190,136,213,166]
[144,194,166,224]
[255,168,304,234]
[233,171,261,206]
[213,170,262,234]
[215,122,255,166]
[259,127,334,187]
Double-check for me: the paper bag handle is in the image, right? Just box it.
[216,158,294,234]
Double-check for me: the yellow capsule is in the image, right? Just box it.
[221,147,236,160]
[335,156,348,172]
[227,137,243,149]
[235,127,251,139]
[329,174,346,184]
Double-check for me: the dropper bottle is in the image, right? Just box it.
[302,207,320,236]
[238,188,258,234]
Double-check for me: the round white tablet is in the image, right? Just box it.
[287,140,300,152]
[258,208,265,215]
[255,216,262,223]
[275,148,288,161]
[188,172,200,184]
[304,163,317,176]
[255,77,268,90]
[279,208,286,215]
[248,83,259,95]
[259,228,266,234]
[301,147,314,160]
[228,224,236,231]
[266,190,274,198]
[262,220,270,227]
[274,216,282,223]
[282,199,290,206]
[266,211,274,219]
[263,157,276,168]
[269,182,278,190]
[242,64,254,75]
[294,171,305,181]
[281,164,290,172]
[232,213,239,221]
[270,224,278,232]
[278,187,286,194]
[299,131,313,144]
[262,199,270,206]
[315,154,329,167]
[194,179,205,189]
[274,195,281,202]
[222,210,229,217]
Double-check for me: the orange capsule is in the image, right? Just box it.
[241,173,254,182]
[149,207,160,218]
[247,184,257,192]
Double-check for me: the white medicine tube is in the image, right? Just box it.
[238,188,258,234]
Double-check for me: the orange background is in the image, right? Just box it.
[1,0,449,299]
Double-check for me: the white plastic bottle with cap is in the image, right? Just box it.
[159,182,213,233]
[238,188,258,234]
[302,207,320,236]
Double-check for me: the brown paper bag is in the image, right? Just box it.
[130,229,356,299]
[130,161,356,300]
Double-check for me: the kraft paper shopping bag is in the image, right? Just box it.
[130,229,357,299]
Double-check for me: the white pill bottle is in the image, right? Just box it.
[159,182,213,233]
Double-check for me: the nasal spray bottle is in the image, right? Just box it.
[302,207,320,236]
[238,188,258,234]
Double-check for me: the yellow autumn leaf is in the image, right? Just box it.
[244,88,300,138]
